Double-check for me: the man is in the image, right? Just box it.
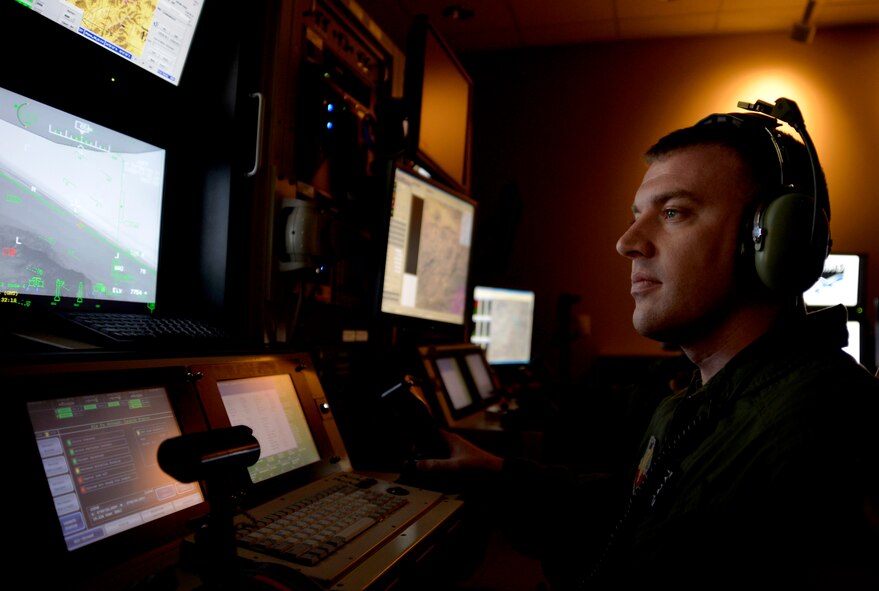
[415,98,879,589]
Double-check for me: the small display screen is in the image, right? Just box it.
[802,253,862,308]
[471,286,535,365]
[217,374,321,484]
[419,343,500,423]
[27,386,204,551]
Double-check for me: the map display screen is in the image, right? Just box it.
[381,167,475,326]
[17,0,205,85]
[471,286,535,365]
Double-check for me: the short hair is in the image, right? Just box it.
[644,113,822,205]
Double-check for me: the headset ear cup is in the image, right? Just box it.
[753,192,829,293]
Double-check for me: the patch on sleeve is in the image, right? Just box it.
[633,435,656,492]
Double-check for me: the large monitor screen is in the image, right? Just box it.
[380,166,476,326]
[17,0,206,86]
[405,14,473,193]
[471,285,535,365]
[0,84,165,312]
[26,385,204,551]
[802,253,864,308]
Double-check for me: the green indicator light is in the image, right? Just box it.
[83,404,97,410]
[56,407,74,419]
[129,399,144,409]
[108,401,120,407]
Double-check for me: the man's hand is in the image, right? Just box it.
[415,430,504,473]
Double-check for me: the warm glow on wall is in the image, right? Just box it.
[673,62,866,263]
[703,64,866,258]
[708,66,825,135]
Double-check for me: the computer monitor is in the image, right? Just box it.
[188,355,348,507]
[802,253,865,308]
[802,253,869,366]
[215,373,321,486]
[404,14,473,193]
[417,343,500,428]
[27,384,204,551]
[17,0,206,86]
[379,165,476,328]
[0,83,166,314]
[471,286,536,365]
[14,365,208,587]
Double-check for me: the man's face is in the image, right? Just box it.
[616,144,750,345]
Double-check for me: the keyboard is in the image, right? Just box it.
[61,312,229,344]
[235,474,410,567]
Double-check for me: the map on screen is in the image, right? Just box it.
[20,0,205,85]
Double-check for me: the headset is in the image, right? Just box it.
[697,97,832,295]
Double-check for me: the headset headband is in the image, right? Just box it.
[737,98,829,224]
[695,98,832,294]
[699,97,830,249]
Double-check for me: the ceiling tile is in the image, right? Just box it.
[508,0,615,26]
[615,0,723,19]
[717,8,805,33]
[522,20,620,46]
[353,0,879,53]
[816,3,879,25]
[619,14,720,38]
[720,0,806,10]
